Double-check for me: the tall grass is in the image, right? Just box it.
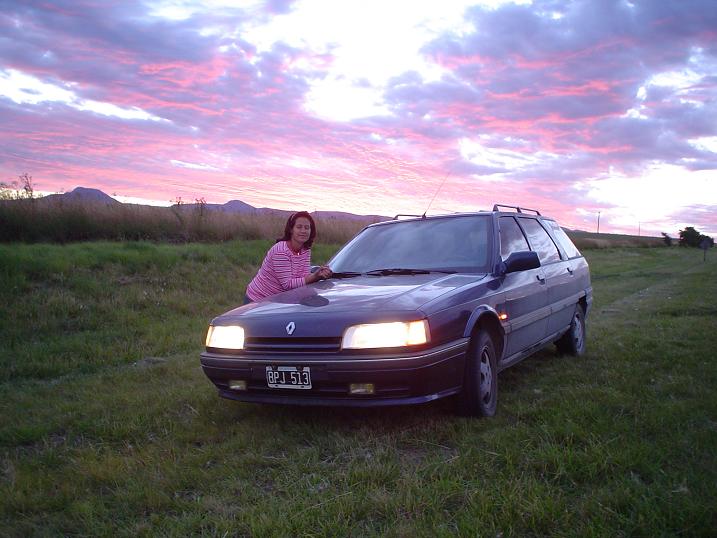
[0,199,378,244]
[2,197,671,249]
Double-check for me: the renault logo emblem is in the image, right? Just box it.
[286,321,296,335]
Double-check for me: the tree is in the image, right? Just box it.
[679,226,714,248]
[194,197,207,218]
[18,173,34,199]
[679,227,700,247]
[0,172,35,200]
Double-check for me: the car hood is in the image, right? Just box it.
[214,273,487,324]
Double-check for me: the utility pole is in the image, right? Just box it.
[638,222,641,237]
[597,212,601,234]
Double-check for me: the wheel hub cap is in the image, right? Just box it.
[574,314,584,348]
[480,348,492,401]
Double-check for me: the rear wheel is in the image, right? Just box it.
[457,331,498,417]
[556,304,586,356]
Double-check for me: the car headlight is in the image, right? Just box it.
[342,320,430,349]
[206,325,245,349]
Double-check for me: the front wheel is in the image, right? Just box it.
[456,331,498,417]
[556,304,586,356]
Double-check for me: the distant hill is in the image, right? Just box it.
[27,186,389,222]
[40,187,122,206]
[215,199,257,213]
[314,210,388,221]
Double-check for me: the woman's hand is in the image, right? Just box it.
[305,266,333,284]
[317,266,333,280]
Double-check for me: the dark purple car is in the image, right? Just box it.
[201,205,592,417]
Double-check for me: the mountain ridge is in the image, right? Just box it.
[28,186,389,221]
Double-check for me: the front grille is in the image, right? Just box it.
[244,336,342,353]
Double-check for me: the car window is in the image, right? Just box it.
[518,217,561,264]
[543,219,582,259]
[329,215,491,273]
[499,217,530,260]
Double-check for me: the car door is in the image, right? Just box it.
[542,219,590,332]
[517,217,571,337]
[499,216,549,359]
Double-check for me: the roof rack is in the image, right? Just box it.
[393,214,426,220]
[492,204,541,216]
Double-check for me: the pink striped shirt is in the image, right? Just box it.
[246,241,312,301]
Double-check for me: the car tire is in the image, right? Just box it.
[457,330,498,417]
[556,304,586,356]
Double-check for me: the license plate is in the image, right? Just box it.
[265,366,312,389]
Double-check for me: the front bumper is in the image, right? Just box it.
[199,339,469,407]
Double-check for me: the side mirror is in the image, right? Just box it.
[503,251,540,274]
[310,265,319,274]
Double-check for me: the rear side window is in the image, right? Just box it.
[518,218,561,264]
[499,217,530,260]
[543,220,582,259]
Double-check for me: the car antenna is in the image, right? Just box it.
[422,170,451,218]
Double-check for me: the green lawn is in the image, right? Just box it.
[1,243,715,536]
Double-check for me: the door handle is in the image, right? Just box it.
[536,275,546,284]
[567,267,574,275]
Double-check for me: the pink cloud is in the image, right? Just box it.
[1,0,716,237]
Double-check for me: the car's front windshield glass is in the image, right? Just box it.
[329,215,491,274]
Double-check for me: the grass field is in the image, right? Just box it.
[1,242,715,536]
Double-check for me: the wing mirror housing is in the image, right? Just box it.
[502,251,540,274]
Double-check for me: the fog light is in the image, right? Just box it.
[228,380,247,391]
[349,383,375,395]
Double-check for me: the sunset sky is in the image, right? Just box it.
[1,0,716,236]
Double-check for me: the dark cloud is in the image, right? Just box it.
[1,0,330,149]
[406,0,717,179]
[1,2,214,80]
[448,159,507,177]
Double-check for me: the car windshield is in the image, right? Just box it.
[329,215,491,274]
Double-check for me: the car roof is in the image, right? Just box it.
[368,205,552,229]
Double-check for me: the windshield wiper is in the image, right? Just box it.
[332,268,458,278]
[365,268,432,276]
[330,271,363,279]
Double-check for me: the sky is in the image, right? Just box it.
[1,0,716,237]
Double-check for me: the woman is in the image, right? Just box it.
[245,211,332,303]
